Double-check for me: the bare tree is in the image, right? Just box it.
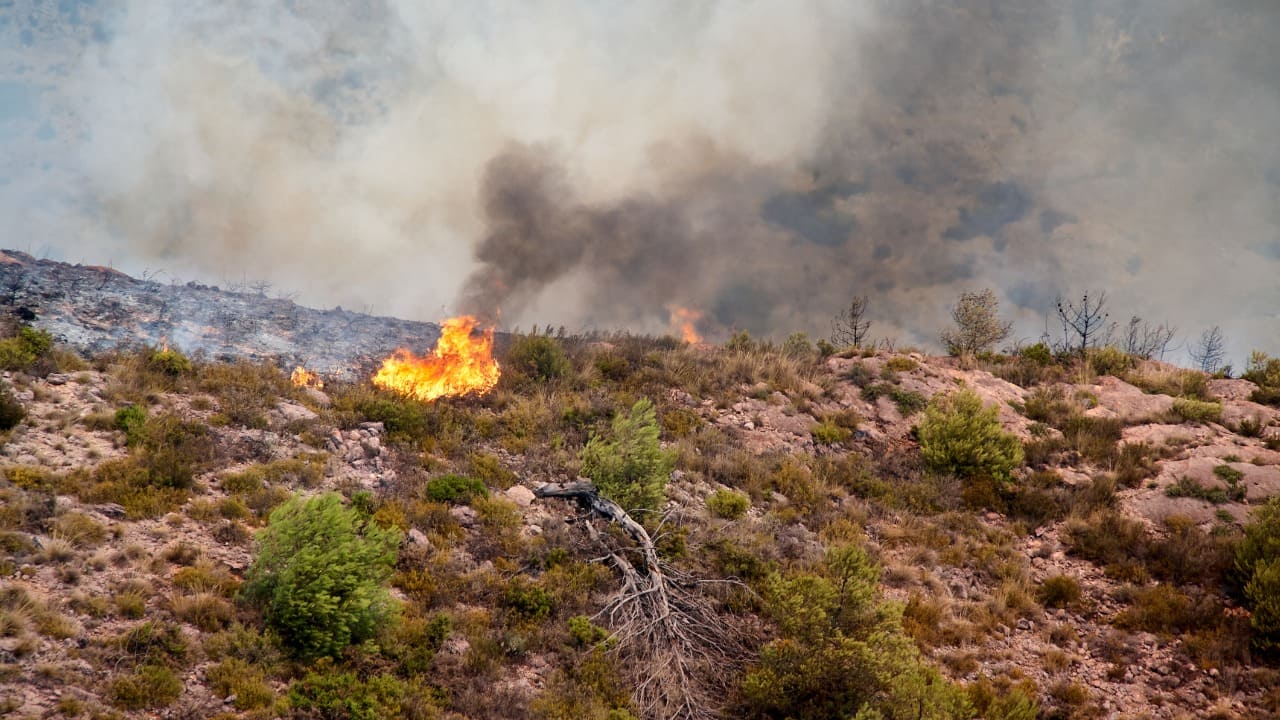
[1189,326,1227,374]
[830,295,871,348]
[1056,292,1111,357]
[535,481,745,720]
[1121,316,1178,360]
[939,288,1013,356]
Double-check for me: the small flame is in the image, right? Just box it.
[159,336,170,353]
[291,367,323,389]
[373,316,500,401]
[668,306,703,344]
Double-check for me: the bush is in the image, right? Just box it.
[579,399,674,512]
[1036,575,1082,609]
[0,384,24,431]
[1237,498,1280,649]
[289,666,421,720]
[244,492,401,659]
[0,326,53,371]
[114,405,147,446]
[811,419,851,445]
[919,389,1023,483]
[424,474,489,504]
[507,334,571,383]
[108,664,183,710]
[147,347,192,376]
[1170,398,1222,424]
[706,488,750,519]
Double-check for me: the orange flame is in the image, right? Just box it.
[373,316,500,401]
[291,367,323,389]
[668,306,703,344]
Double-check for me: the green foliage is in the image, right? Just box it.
[1238,498,1280,648]
[568,616,610,647]
[579,398,674,512]
[706,488,750,519]
[505,577,555,621]
[0,326,53,371]
[782,332,814,359]
[965,677,1039,720]
[1170,398,1222,424]
[811,419,852,445]
[288,664,427,720]
[108,664,182,710]
[206,658,274,710]
[1243,351,1280,388]
[424,474,489,504]
[1165,476,1244,504]
[0,384,24,431]
[114,405,147,446]
[1018,343,1053,366]
[1089,346,1133,377]
[885,356,919,372]
[244,492,401,659]
[919,389,1023,483]
[508,334,572,382]
[740,543,970,719]
[147,347,192,376]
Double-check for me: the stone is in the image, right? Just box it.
[407,528,429,546]
[303,387,332,408]
[506,485,535,508]
[275,401,318,423]
[45,374,69,386]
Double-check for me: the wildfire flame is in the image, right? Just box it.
[373,316,500,401]
[291,367,323,389]
[668,306,703,344]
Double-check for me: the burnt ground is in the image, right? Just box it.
[0,250,441,379]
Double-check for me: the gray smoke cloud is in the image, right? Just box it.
[2,0,1277,361]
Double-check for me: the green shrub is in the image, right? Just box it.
[505,578,555,621]
[919,389,1023,483]
[146,347,192,376]
[0,384,24,430]
[739,544,970,719]
[243,492,401,659]
[108,664,182,710]
[811,419,851,445]
[205,658,274,710]
[289,667,416,720]
[424,474,489,504]
[579,398,674,512]
[1170,398,1222,424]
[1089,346,1133,377]
[706,488,750,519]
[1019,343,1053,366]
[114,405,147,446]
[568,616,610,647]
[0,326,53,371]
[1036,575,1082,609]
[507,334,571,382]
[886,356,919,372]
[1237,498,1280,649]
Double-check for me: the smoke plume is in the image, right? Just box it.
[2,1,1277,359]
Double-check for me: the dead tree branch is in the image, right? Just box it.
[535,481,745,720]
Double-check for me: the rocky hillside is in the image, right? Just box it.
[0,251,441,379]
[1,276,1279,719]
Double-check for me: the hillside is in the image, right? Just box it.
[1,274,1280,719]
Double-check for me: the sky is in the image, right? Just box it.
[2,0,1278,365]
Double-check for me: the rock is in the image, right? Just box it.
[93,503,127,519]
[506,485,536,508]
[450,506,477,527]
[275,401,318,423]
[45,374,69,385]
[358,422,385,434]
[743,421,755,430]
[303,387,332,408]
[407,529,429,546]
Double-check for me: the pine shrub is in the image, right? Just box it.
[244,492,401,659]
[919,389,1023,483]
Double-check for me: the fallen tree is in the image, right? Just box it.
[535,480,745,720]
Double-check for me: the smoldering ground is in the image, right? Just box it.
[3,0,1278,360]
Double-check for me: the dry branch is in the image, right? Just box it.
[535,481,744,720]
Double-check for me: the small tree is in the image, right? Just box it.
[1236,497,1280,649]
[939,288,1012,357]
[1121,316,1177,360]
[831,295,871,349]
[1189,326,1227,374]
[918,389,1023,483]
[244,493,401,659]
[579,398,674,513]
[1056,292,1111,357]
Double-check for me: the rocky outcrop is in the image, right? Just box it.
[0,250,442,379]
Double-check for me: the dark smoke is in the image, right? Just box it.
[4,0,1279,360]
